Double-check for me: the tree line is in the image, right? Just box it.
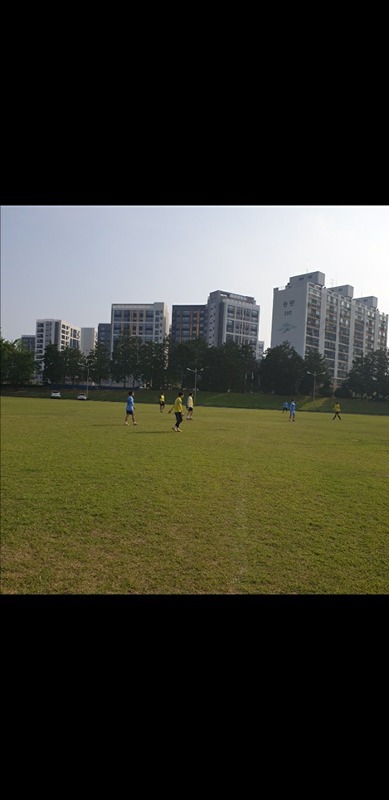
[1,334,388,398]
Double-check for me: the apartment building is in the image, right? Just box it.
[98,323,111,350]
[110,303,169,353]
[206,290,260,351]
[80,327,97,356]
[35,318,81,373]
[21,335,36,351]
[256,340,265,361]
[271,271,388,387]
[170,304,207,342]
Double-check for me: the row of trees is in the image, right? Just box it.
[343,349,389,399]
[1,334,388,398]
[0,338,37,385]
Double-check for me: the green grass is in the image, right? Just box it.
[1,396,388,594]
[2,384,388,414]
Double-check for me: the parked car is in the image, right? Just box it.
[77,394,88,400]
[50,391,61,398]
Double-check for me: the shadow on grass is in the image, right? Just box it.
[132,430,175,435]
[91,425,172,434]
[91,423,126,427]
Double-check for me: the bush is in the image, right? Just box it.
[334,385,353,398]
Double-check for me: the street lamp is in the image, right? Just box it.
[186,367,203,403]
[307,370,324,402]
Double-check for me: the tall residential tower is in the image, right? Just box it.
[110,302,169,353]
[170,304,206,342]
[205,290,260,351]
[271,271,388,387]
[35,319,81,379]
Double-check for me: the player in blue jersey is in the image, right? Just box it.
[125,391,137,426]
[289,399,296,421]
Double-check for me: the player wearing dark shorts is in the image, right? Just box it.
[168,392,184,432]
[125,391,137,426]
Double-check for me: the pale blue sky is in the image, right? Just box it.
[1,205,389,351]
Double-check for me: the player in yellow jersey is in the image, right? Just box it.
[168,391,184,432]
[332,402,342,420]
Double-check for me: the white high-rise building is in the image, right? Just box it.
[205,290,260,352]
[256,340,265,361]
[271,271,388,387]
[110,302,169,353]
[80,327,97,356]
[35,319,81,379]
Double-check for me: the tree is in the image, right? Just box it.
[62,347,85,386]
[86,343,111,386]
[110,333,142,387]
[200,346,224,391]
[166,336,208,388]
[152,339,169,387]
[42,344,63,384]
[199,341,256,392]
[259,342,304,395]
[110,337,127,387]
[346,348,389,399]
[221,341,246,392]
[139,340,168,388]
[0,338,37,385]
[346,354,374,398]
[300,352,331,396]
[371,349,389,399]
[239,343,258,392]
[0,338,14,383]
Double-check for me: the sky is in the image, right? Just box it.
[1,205,389,351]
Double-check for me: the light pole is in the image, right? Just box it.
[307,370,324,402]
[186,367,203,404]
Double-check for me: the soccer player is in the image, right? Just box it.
[289,399,296,421]
[282,401,289,413]
[186,392,194,420]
[332,402,342,420]
[125,391,137,426]
[168,391,184,432]
[159,392,165,412]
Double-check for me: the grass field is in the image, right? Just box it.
[1,396,388,594]
[2,385,389,414]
